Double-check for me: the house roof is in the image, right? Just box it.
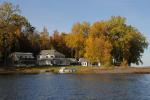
[40,50,65,57]
[68,58,78,63]
[11,52,33,55]
[9,52,34,59]
[78,58,89,62]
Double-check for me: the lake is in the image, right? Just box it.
[0,73,150,100]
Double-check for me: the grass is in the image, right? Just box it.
[0,65,150,74]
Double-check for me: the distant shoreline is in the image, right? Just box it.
[0,66,150,75]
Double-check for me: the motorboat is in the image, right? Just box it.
[59,67,76,73]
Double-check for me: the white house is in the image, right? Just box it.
[78,58,91,66]
[78,58,101,67]
[37,50,70,66]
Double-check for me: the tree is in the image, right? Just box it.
[39,27,50,50]
[90,21,110,38]
[50,30,72,57]
[65,22,90,59]
[88,16,148,66]
[18,23,40,55]
[108,16,149,66]
[72,22,90,36]
[0,2,28,65]
[85,36,112,66]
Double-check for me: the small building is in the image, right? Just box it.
[78,58,101,67]
[37,50,70,66]
[78,58,91,66]
[9,52,35,67]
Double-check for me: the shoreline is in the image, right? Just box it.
[73,66,150,74]
[0,66,150,74]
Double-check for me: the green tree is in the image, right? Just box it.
[108,16,149,66]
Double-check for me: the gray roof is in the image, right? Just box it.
[68,58,78,63]
[9,52,34,60]
[11,52,33,55]
[78,58,89,62]
[40,50,65,57]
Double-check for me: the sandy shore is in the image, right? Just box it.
[77,67,150,74]
[0,66,150,74]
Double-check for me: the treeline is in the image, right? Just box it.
[0,2,149,66]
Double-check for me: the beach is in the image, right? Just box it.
[0,66,150,74]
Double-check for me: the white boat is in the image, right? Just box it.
[59,67,76,73]
[59,67,66,73]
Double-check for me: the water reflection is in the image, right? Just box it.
[0,74,150,100]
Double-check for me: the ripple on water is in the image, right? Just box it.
[0,74,150,100]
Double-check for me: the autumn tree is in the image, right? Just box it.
[90,21,110,38]
[85,36,112,66]
[87,16,148,66]
[50,30,72,57]
[18,24,40,55]
[39,27,50,50]
[65,22,90,59]
[0,2,28,65]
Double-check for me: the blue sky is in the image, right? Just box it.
[0,0,150,66]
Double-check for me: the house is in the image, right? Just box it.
[68,58,78,65]
[78,58,91,66]
[9,52,36,67]
[78,58,101,67]
[37,50,70,66]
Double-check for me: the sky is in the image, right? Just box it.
[0,0,150,66]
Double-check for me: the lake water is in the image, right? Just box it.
[0,73,150,100]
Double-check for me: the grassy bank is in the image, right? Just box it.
[0,66,56,74]
[0,66,150,74]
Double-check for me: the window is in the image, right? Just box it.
[39,55,42,59]
[83,62,87,66]
[24,56,27,58]
[46,55,49,58]
[29,55,32,58]
[50,55,54,58]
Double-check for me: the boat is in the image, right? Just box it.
[59,67,76,73]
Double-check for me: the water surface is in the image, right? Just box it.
[0,73,150,100]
